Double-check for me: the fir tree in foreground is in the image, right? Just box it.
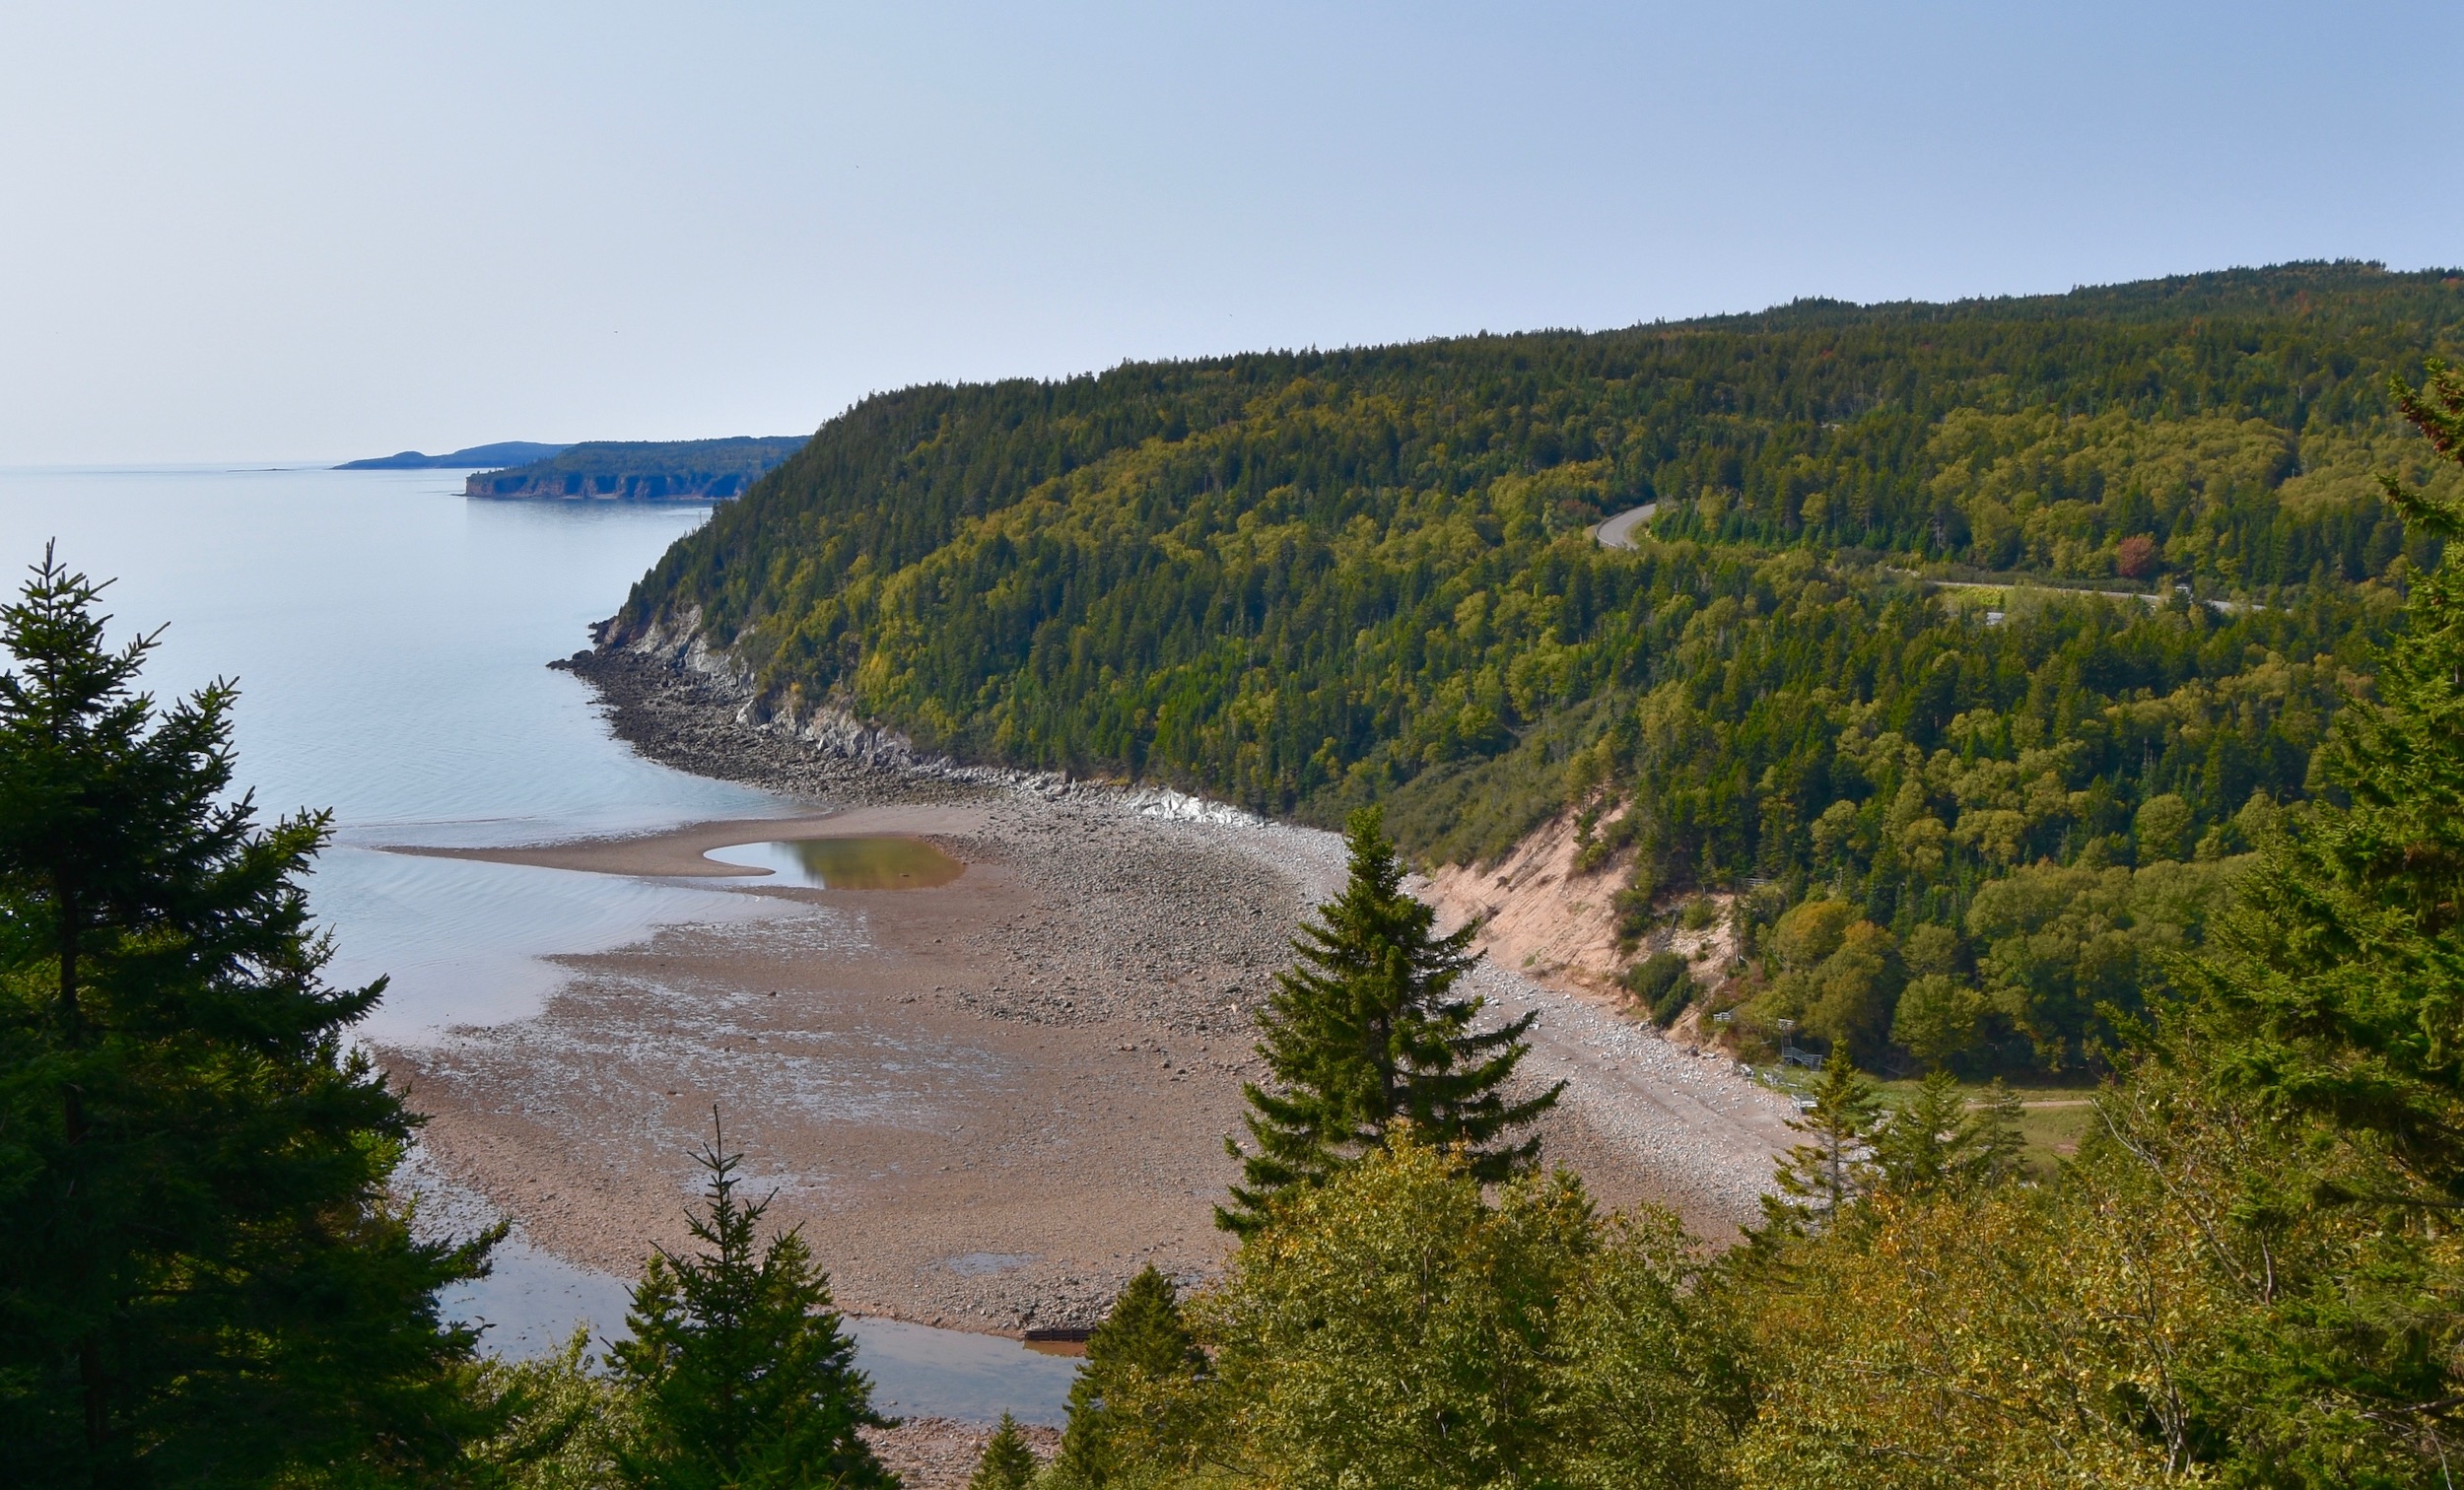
[2156,358,2464,1467]
[2181,356,2464,1207]
[1052,1267,1206,1488]
[966,1412,1039,1490]
[610,1112,892,1490]
[0,547,496,1484]
[1220,807,1562,1232]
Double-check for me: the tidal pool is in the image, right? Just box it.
[705,836,966,890]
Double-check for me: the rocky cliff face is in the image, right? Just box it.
[466,435,807,501]
[466,468,765,500]
[1424,809,1634,997]
[1421,807,1740,1037]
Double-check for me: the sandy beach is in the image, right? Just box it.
[380,646,1794,1342]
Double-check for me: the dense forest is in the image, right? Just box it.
[612,261,2464,1075]
[14,341,2464,1487]
[468,437,808,501]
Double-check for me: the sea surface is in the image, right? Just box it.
[0,464,1079,1420]
[0,462,788,1041]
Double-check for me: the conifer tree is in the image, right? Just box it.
[966,1412,1039,1490]
[1871,1072,2024,1194]
[1757,1053,1882,1235]
[0,549,496,1483]
[1219,808,1562,1233]
[2166,358,2464,1203]
[1052,1266,1205,1488]
[611,1112,891,1490]
[2139,363,2464,1468]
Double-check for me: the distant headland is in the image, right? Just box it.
[462,436,808,501]
[335,441,571,470]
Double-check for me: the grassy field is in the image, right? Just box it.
[1756,1066,2100,1173]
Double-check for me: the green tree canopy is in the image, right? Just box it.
[1755,1053,1883,1238]
[965,1411,1038,1490]
[1870,1071,2023,1195]
[603,263,2456,1079]
[1198,1132,1740,1490]
[610,1114,891,1490]
[1721,361,2464,1487]
[1220,807,1561,1233]
[1051,1267,1205,1489]
[0,548,496,1485]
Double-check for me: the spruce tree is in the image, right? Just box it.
[0,549,496,1484]
[1052,1266,1204,1488]
[1219,808,1562,1233]
[1870,1071,2024,1194]
[1756,1053,1882,1235]
[966,1412,1039,1490]
[611,1113,891,1490]
[2176,358,2464,1202]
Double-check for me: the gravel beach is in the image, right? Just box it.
[380,643,1795,1475]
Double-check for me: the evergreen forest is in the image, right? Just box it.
[15,265,2464,1485]
[613,261,2464,1076]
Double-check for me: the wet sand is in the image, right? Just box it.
[388,804,990,879]
[381,647,1789,1346]
[391,793,1308,1331]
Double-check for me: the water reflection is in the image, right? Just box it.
[704,836,966,890]
[0,466,790,1044]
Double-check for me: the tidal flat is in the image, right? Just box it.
[383,645,1796,1344]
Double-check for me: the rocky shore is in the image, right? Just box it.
[544,642,1794,1232]
[861,1417,1058,1489]
[386,636,1792,1483]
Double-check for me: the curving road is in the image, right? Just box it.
[1591,502,1659,549]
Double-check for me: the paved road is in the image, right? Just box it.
[1915,574,2258,616]
[1592,502,1659,549]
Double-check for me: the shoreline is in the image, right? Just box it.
[382,804,992,879]
[385,644,1792,1348]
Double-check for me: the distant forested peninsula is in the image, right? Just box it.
[336,440,569,469]
[467,436,807,501]
[611,260,2464,1077]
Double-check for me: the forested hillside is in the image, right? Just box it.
[469,436,806,500]
[612,261,2464,1074]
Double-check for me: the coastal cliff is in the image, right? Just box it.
[467,435,806,501]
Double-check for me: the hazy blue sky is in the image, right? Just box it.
[1,2,2456,462]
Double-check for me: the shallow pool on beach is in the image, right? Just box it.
[0,467,1081,1420]
[705,835,967,889]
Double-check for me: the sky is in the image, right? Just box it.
[0,1,2457,463]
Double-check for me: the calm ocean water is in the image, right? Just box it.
[0,466,1084,1415]
[0,463,791,1043]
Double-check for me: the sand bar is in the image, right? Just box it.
[383,648,1792,1350]
[385,803,991,879]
